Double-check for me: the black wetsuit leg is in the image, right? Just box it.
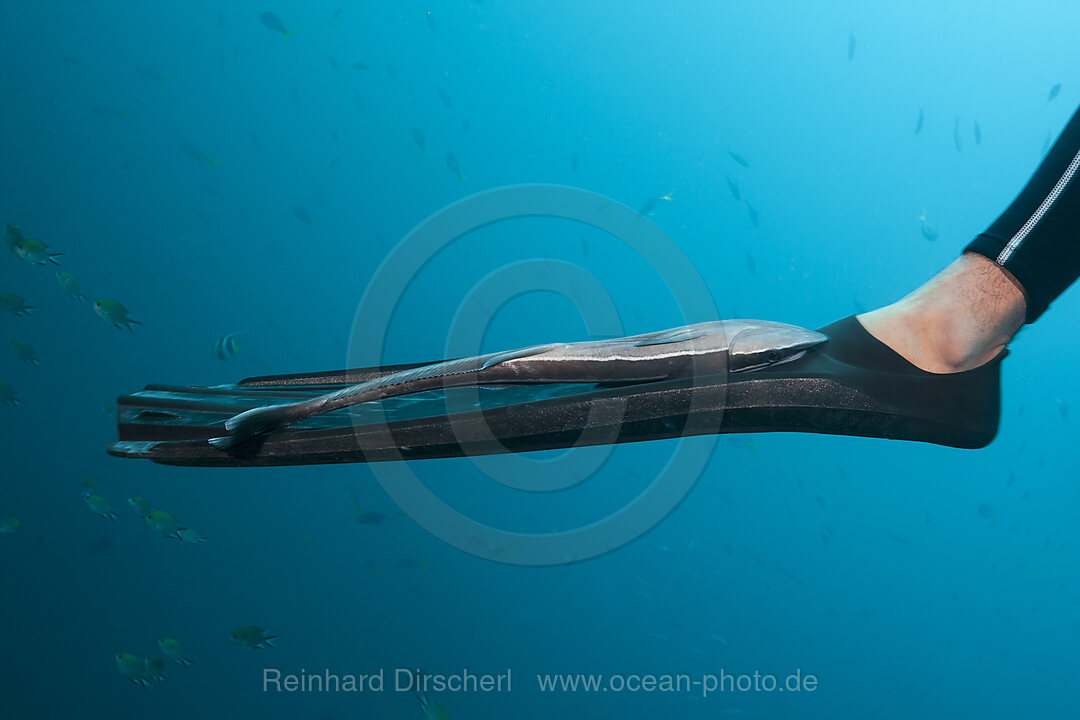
[965,105,1080,323]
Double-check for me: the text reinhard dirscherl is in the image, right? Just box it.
[263,667,511,694]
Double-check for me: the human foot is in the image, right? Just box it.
[857,253,1027,373]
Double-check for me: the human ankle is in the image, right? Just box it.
[859,254,1026,373]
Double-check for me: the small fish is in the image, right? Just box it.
[55,271,87,302]
[5,224,24,252]
[726,176,741,201]
[745,251,756,276]
[977,502,996,519]
[418,693,450,720]
[1042,130,1052,156]
[461,118,470,133]
[352,89,365,112]
[84,494,118,521]
[145,510,181,538]
[1056,399,1068,421]
[10,340,39,366]
[230,626,277,649]
[398,558,431,573]
[198,182,227,200]
[143,657,166,684]
[915,211,938,241]
[385,60,397,80]
[159,638,193,667]
[356,510,388,526]
[0,515,20,534]
[445,152,466,183]
[94,299,143,332]
[412,127,427,154]
[215,332,243,361]
[973,119,982,146]
[437,86,452,108]
[180,142,218,170]
[116,653,150,688]
[15,237,62,265]
[728,150,750,168]
[177,528,207,544]
[570,152,579,172]
[292,205,313,225]
[1048,83,1061,103]
[638,190,674,216]
[847,32,856,60]
[351,61,369,70]
[328,55,340,71]
[914,107,924,135]
[332,7,343,22]
[745,201,760,228]
[953,117,962,153]
[259,11,293,40]
[425,8,437,31]
[128,497,152,518]
[0,294,34,316]
[137,63,168,84]
[81,477,100,494]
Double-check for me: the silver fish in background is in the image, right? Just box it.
[745,201,760,228]
[260,11,293,40]
[916,211,938,241]
[412,127,427,154]
[914,107,924,135]
[445,152,465,183]
[638,190,674,216]
[292,205,313,225]
[728,150,750,168]
[180,142,218,170]
[726,176,741,202]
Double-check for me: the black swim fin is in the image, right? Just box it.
[108,316,1003,466]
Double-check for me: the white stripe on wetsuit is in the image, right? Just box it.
[998,146,1080,264]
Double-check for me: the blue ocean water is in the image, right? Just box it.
[2,1,1080,717]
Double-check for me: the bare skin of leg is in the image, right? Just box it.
[857,252,1028,374]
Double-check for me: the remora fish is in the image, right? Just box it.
[210,320,828,447]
